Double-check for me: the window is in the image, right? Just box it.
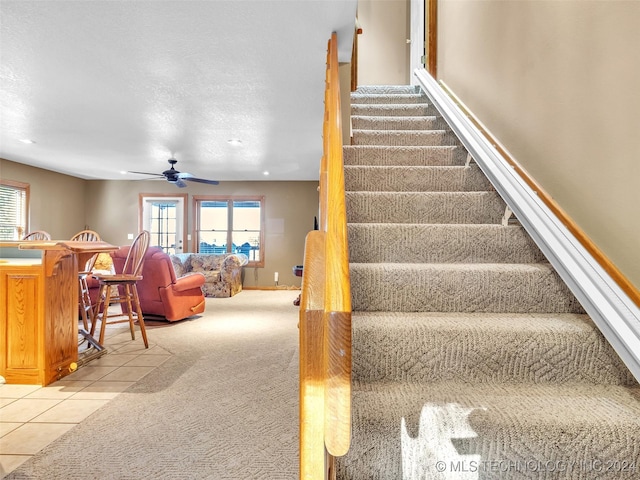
[193,196,264,267]
[0,180,29,240]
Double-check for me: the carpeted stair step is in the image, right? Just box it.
[337,381,640,480]
[344,165,493,192]
[349,263,585,314]
[351,103,440,117]
[354,85,422,94]
[343,145,468,167]
[351,311,635,386]
[352,129,461,147]
[351,115,448,131]
[347,224,547,264]
[351,92,428,105]
[346,191,506,224]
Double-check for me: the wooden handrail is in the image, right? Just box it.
[322,33,351,458]
[299,32,352,479]
[299,231,327,479]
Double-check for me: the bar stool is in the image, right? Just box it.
[70,229,101,331]
[92,231,150,348]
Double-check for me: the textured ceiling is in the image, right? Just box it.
[0,0,357,181]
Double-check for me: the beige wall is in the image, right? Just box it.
[438,0,640,291]
[1,159,318,288]
[357,0,410,85]
[0,159,87,239]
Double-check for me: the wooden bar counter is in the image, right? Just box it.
[0,240,116,385]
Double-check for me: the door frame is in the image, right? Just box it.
[138,193,188,254]
[426,0,438,77]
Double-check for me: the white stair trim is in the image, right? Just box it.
[414,67,640,382]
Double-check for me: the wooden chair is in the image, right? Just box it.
[70,230,101,331]
[92,231,151,348]
[22,230,51,240]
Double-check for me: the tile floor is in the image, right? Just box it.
[0,323,172,477]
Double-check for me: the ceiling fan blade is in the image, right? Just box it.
[173,179,188,188]
[128,171,164,177]
[184,177,220,185]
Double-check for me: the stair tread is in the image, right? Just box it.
[343,145,468,167]
[345,165,473,170]
[352,129,460,147]
[353,128,448,133]
[346,190,500,194]
[351,311,634,386]
[339,381,640,480]
[350,104,440,117]
[347,191,507,224]
[348,223,546,264]
[344,165,493,193]
[350,261,556,270]
[354,85,422,94]
[351,115,439,120]
[351,380,640,416]
[351,94,428,103]
[350,262,584,314]
[354,310,590,323]
[350,381,640,434]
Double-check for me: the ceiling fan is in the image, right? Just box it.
[129,158,219,188]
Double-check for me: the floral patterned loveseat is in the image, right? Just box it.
[169,252,248,298]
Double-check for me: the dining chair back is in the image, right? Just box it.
[22,230,51,241]
[70,229,102,270]
[70,230,102,331]
[122,230,150,277]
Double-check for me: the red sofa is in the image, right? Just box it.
[111,246,206,322]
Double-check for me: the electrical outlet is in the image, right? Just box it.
[127,233,134,240]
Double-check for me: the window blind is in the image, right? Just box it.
[0,183,27,240]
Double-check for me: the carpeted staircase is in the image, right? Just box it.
[335,85,640,479]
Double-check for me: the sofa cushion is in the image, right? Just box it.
[189,254,223,272]
[171,255,187,277]
[199,270,221,283]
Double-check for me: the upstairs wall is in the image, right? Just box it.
[356,0,639,291]
[438,0,639,291]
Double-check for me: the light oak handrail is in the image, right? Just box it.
[322,33,351,458]
[299,231,327,479]
[299,32,352,479]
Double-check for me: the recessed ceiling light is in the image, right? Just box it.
[120,171,128,175]
[227,139,242,146]
[263,171,270,176]
[19,139,36,144]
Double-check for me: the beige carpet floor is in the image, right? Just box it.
[5,290,301,480]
